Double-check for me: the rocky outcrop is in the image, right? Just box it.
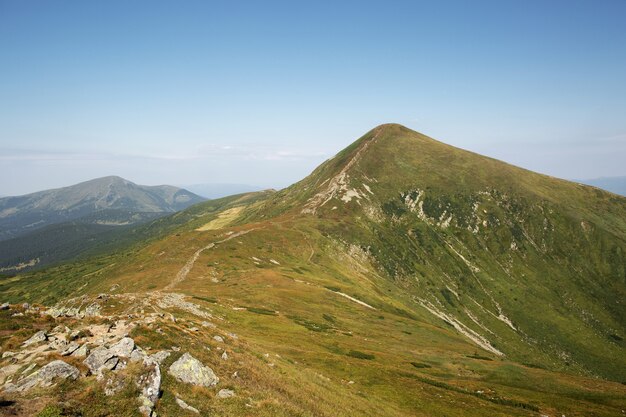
[168,353,219,387]
[72,344,89,358]
[22,330,47,347]
[137,362,161,417]
[4,360,79,392]
[84,346,119,375]
[109,337,135,357]
[60,341,80,356]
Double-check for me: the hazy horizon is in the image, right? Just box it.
[2,1,625,196]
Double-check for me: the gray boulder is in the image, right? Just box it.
[175,397,199,414]
[4,360,79,392]
[130,347,148,363]
[168,353,219,387]
[71,344,89,358]
[60,341,80,356]
[217,388,235,398]
[137,362,161,416]
[109,337,135,357]
[0,303,9,310]
[84,346,118,374]
[22,330,47,347]
[149,350,171,365]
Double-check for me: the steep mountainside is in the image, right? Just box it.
[1,125,624,417]
[0,176,205,241]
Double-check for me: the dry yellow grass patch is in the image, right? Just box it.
[196,206,245,231]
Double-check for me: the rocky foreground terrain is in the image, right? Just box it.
[0,292,251,416]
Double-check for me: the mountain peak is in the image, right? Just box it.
[0,177,205,241]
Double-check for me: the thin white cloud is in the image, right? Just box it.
[0,144,332,163]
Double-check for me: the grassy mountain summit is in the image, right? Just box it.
[1,125,625,416]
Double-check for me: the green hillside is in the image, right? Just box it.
[1,125,624,417]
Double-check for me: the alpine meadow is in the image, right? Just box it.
[1,125,624,416]
[1,2,626,416]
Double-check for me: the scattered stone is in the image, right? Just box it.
[201,321,216,328]
[137,362,161,417]
[232,371,238,378]
[109,337,135,357]
[84,303,101,317]
[51,325,69,335]
[72,344,89,358]
[0,303,9,310]
[269,259,280,265]
[175,397,200,414]
[1,351,16,359]
[213,335,224,343]
[172,346,181,352]
[46,307,64,318]
[221,352,228,360]
[4,360,79,392]
[130,347,148,363]
[168,353,219,387]
[69,329,81,340]
[60,342,80,356]
[149,350,170,365]
[22,303,30,310]
[22,330,47,347]
[48,338,68,351]
[227,332,238,340]
[188,327,199,332]
[84,346,118,374]
[11,312,24,317]
[217,388,235,398]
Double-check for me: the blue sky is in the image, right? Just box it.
[1,0,625,195]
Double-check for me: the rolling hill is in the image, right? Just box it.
[0,124,624,416]
[0,177,205,273]
[0,176,205,241]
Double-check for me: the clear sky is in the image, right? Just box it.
[1,0,625,196]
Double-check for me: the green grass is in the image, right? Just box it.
[346,350,375,360]
[1,124,625,416]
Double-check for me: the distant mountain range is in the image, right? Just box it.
[577,176,626,197]
[0,176,204,271]
[0,176,204,241]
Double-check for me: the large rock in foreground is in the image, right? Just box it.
[4,360,79,392]
[137,362,161,416]
[168,353,219,387]
[84,346,119,374]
